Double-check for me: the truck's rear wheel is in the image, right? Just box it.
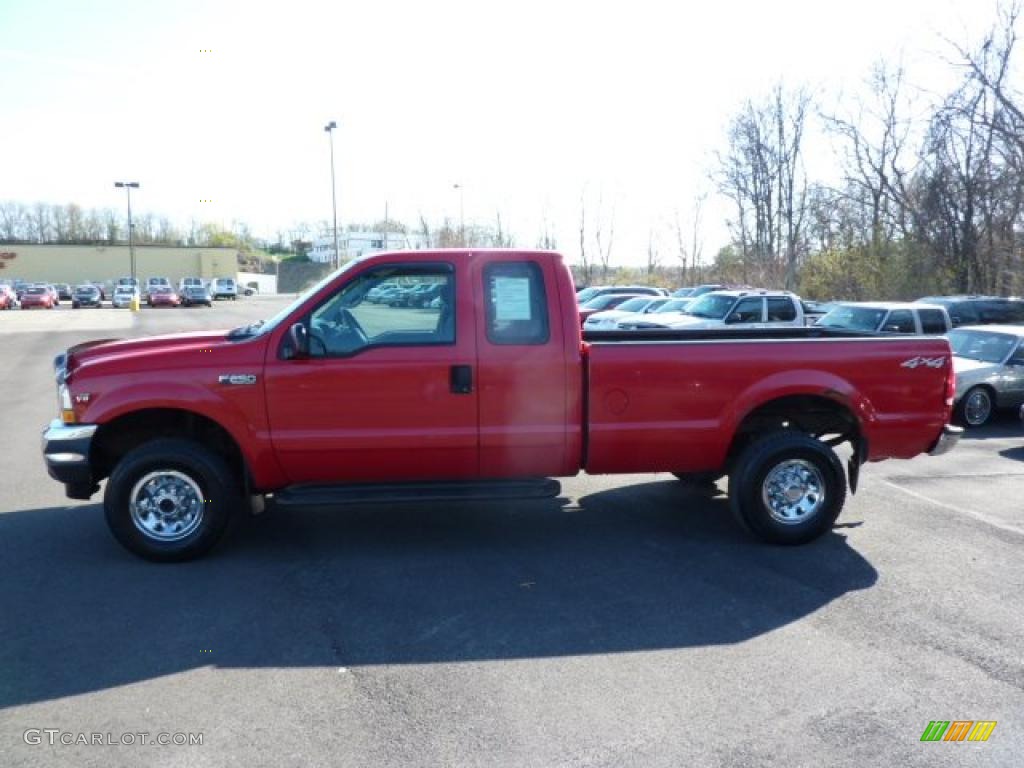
[729,431,845,545]
[104,438,239,562]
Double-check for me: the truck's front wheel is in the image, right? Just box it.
[729,432,846,545]
[104,438,239,562]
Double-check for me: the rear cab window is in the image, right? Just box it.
[918,309,948,334]
[483,262,549,345]
[765,297,797,322]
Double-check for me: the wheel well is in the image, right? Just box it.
[726,395,860,467]
[91,408,248,489]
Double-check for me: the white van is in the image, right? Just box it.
[212,277,237,300]
[179,276,204,292]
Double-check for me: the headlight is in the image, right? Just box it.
[57,381,75,423]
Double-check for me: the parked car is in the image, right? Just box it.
[71,284,103,309]
[583,296,669,330]
[144,277,171,301]
[916,295,1024,327]
[948,325,1024,427]
[148,286,181,307]
[112,285,140,309]
[617,297,697,329]
[181,285,212,307]
[40,248,959,561]
[211,277,238,300]
[639,290,807,330]
[21,285,55,309]
[815,302,951,335]
[55,283,73,301]
[40,284,60,305]
[0,284,19,309]
[366,283,399,303]
[576,285,667,303]
[670,284,729,299]
[578,293,644,325]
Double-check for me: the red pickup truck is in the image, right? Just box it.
[42,250,960,561]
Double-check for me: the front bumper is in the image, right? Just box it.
[41,420,99,497]
[928,424,963,456]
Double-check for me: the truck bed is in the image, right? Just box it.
[582,332,952,474]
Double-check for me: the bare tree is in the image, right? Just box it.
[0,202,26,241]
[716,84,812,288]
[646,228,662,278]
[673,194,706,284]
[593,192,615,282]
[578,193,592,285]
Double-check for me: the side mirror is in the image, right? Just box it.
[286,322,310,359]
[724,313,741,324]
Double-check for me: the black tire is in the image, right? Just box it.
[104,438,241,562]
[954,386,994,428]
[729,431,846,545]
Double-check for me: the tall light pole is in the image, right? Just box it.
[453,183,464,246]
[324,121,340,269]
[114,182,140,284]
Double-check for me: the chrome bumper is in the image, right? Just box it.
[41,420,99,496]
[928,424,963,456]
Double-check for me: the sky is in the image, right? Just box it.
[0,0,1017,265]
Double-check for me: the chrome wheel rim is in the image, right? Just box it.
[129,470,205,542]
[761,459,826,525]
[964,390,992,426]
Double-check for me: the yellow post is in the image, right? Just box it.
[130,295,141,312]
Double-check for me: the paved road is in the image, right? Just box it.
[0,300,1021,767]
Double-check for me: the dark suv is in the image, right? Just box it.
[915,296,1024,327]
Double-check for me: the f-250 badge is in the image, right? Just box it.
[218,374,258,385]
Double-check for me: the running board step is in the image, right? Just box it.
[273,478,562,507]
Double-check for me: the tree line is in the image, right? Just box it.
[709,1,1024,299]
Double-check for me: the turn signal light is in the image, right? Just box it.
[61,409,77,424]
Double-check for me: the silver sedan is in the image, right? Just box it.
[949,325,1024,427]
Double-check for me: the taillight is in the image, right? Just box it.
[944,360,956,409]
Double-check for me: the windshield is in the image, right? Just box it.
[235,259,365,339]
[818,306,887,331]
[616,297,652,312]
[948,329,1017,363]
[685,294,736,319]
[582,294,632,310]
[576,287,600,303]
[654,298,692,313]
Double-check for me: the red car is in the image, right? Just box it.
[148,286,181,307]
[20,286,55,309]
[41,249,960,561]
[578,293,643,325]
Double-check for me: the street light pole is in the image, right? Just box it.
[453,183,464,246]
[114,182,140,302]
[324,121,340,269]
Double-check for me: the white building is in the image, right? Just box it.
[309,230,431,264]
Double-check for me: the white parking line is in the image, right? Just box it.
[883,479,1024,536]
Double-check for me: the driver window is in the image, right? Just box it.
[308,265,455,357]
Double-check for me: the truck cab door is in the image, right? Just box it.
[473,257,573,478]
[263,260,479,484]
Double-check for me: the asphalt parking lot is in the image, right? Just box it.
[0,298,1021,767]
